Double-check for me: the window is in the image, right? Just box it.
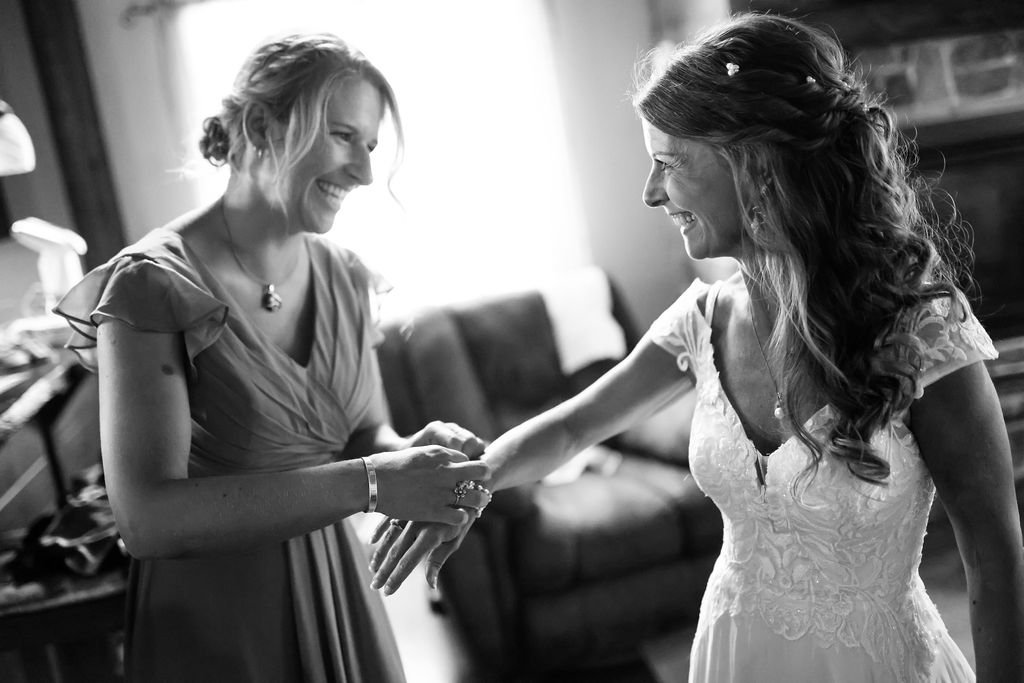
[170,0,589,316]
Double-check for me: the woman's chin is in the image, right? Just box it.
[300,210,339,235]
[681,236,707,261]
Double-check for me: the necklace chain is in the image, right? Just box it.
[220,200,284,312]
[747,296,785,495]
[747,297,784,421]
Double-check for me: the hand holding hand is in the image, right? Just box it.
[405,420,487,459]
[365,446,490,525]
[369,513,480,594]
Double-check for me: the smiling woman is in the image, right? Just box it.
[53,32,494,682]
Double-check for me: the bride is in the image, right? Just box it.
[368,13,1024,682]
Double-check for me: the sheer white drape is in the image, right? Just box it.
[168,0,589,315]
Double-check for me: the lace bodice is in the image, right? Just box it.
[649,279,996,682]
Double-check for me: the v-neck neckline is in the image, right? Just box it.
[699,280,832,460]
[171,228,320,371]
[713,367,832,460]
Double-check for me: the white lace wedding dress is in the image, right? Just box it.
[649,279,995,683]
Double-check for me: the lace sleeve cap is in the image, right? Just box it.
[647,278,711,374]
[908,294,997,396]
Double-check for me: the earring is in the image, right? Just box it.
[749,206,764,233]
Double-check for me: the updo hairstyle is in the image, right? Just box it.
[198,33,403,187]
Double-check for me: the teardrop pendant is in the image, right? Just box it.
[261,284,283,312]
[773,393,784,421]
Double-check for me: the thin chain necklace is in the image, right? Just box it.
[220,201,284,312]
[748,297,783,493]
[747,297,784,421]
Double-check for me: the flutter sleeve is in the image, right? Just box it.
[647,278,712,375]
[54,251,229,372]
[907,293,998,397]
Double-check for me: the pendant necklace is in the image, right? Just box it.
[220,201,284,312]
[748,297,784,493]
[748,298,784,421]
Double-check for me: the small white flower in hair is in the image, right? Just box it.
[806,75,817,84]
[726,62,740,77]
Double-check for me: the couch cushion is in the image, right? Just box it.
[452,291,566,412]
[511,454,720,593]
[378,307,496,439]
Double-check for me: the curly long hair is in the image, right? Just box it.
[198,33,403,199]
[634,13,969,486]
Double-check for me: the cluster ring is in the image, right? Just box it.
[452,479,492,509]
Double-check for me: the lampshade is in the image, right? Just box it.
[0,99,36,177]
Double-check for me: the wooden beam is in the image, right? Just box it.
[19,0,126,268]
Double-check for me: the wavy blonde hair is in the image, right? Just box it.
[634,13,970,486]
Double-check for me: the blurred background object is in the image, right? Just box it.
[0,100,35,178]
[7,218,87,348]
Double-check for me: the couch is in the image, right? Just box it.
[376,269,723,680]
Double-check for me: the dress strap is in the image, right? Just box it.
[703,281,723,326]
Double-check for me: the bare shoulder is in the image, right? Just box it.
[175,205,219,248]
[707,272,745,328]
[174,204,231,272]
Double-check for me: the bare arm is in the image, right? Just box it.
[484,335,693,491]
[370,335,695,592]
[98,320,488,559]
[910,361,1024,681]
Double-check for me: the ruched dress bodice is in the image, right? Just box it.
[648,279,995,683]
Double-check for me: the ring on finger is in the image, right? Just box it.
[453,479,491,499]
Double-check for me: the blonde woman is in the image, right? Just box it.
[57,34,489,682]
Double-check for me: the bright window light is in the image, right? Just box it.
[172,0,589,316]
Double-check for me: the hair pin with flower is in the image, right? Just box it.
[726,62,740,77]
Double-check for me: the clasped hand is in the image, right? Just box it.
[363,420,489,593]
[369,516,477,595]
[366,420,490,526]
[369,419,489,595]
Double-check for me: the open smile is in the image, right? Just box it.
[316,180,348,203]
[669,211,697,229]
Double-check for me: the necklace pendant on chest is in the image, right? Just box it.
[261,284,283,312]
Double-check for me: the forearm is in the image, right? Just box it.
[114,458,369,559]
[483,403,586,491]
[482,350,687,491]
[966,557,1024,681]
